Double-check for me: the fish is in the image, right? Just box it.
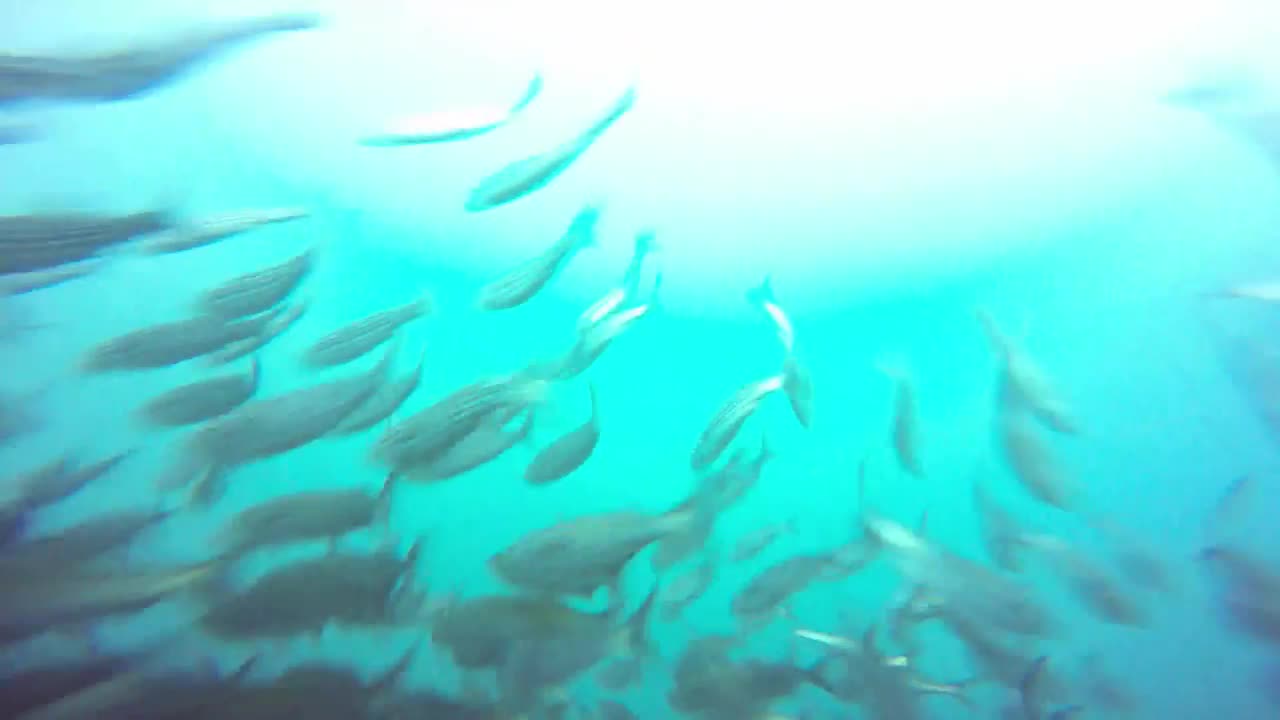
[135,357,260,427]
[81,307,283,372]
[406,406,535,482]
[465,86,636,211]
[731,518,798,563]
[1015,533,1148,626]
[691,373,785,470]
[0,13,322,107]
[489,508,706,606]
[548,271,661,380]
[301,294,430,368]
[1019,656,1083,720]
[330,345,427,435]
[977,308,1077,434]
[199,541,421,640]
[0,210,171,275]
[13,450,133,511]
[881,362,925,477]
[218,476,395,554]
[186,342,394,471]
[731,552,842,624]
[361,72,543,146]
[196,248,312,320]
[0,120,38,145]
[0,505,173,575]
[746,275,795,352]
[997,412,1080,511]
[0,259,105,296]
[372,370,550,473]
[1205,474,1258,543]
[479,205,598,310]
[134,207,306,255]
[781,354,813,429]
[660,549,717,621]
[577,230,658,332]
[203,299,306,365]
[972,478,1026,571]
[524,382,599,484]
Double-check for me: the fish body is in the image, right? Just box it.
[301,294,429,368]
[136,357,260,427]
[361,73,542,146]
[523,382,599,484]
[479,205,598,310]
[691,374,785,470]
[197,249,312,320]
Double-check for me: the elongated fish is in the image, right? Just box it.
[551,271,661,380]
[881,362,924,477]
[0,14,322,107]
[524,382,599,484]
[0,259,104,296]
[80,306,283,372]
[135,357,260,427]
[0,210,170,275]
[577,230,657,332]
[372,371,550,472]
[0,121,38,145]
[204,299,306,365]
[997,413,1079,511]
[219,476,395,554]
[331,345,427,435]
[691,373,785,470]
[301,293,430,368]
[746,275,794,352]
[479,205,598,310]
[409,406,535,482]
[465,86,636,211]
[189,342,395,469]
[0,505,173,574]
[196,248,312,319]
[361,73,543,146]
[135,207,306,255]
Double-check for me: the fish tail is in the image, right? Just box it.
[375,473,397,523]
[746,275,776,307]
[634,228,658,256]
[622,581,660,655]
[247,355,262,389]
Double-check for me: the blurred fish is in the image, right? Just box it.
[577,229,657,331]
[0,13,322,106]
[372,370,550,473]
[660,548,718,621]
[135,357,260,427]
[218,476,395,554]
[972,478,1026,571]
[1015,533,1148,626]
[691,372,786,470]
[548,271,660,380]
[466,86,636,211]
[865,514,1054,637]
[746,275,794,353]
[301,294,430,368]
[490,508,707,606]
[1019,656,1083,720]
[0,209,171,275]
[731,551,845,625]
[196,248,312,320]
[0,504,173,574]
[409,405,535,482]
[362,72,542,146]
[0,120,38,145]
[977,308,1077,434]
[81,305,284,372]
[731,518,797,563]
[0,259,104,296]
[1090,515,1176,594]
[331,344,427,435]
[200,541,421,640]
[135,208,307,255]
[10,449,133,513]
[880,362,924,477]
[524,382,599,484]
[596,699,637,720]
[180,343,395,492]
[1205,474,1258,543]
[596,655,646,691]
[479,204,598,310]
[997,412,1080,511]
[204,299,306,365]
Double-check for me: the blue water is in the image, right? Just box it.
[2,2,1280,718]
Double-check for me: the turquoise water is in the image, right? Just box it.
[2,1,1280,718]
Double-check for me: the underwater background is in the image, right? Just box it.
[2,1,1280,718]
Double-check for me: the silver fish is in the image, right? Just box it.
[301,293,430,368]
[361,73,542,146]
[465,86,636,211]
[136,207,306,255]
[691,373,785,470]
[524,382,599,484]
[478,205,598,310]
[196,248,312,319]
[135,357,260,427]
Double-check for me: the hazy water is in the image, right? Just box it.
[2,1,1280,718]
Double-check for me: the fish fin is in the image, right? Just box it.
[621,581,659,655]
[247,355,262,389]
[746,275,776,307]
[375,473,397,524]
